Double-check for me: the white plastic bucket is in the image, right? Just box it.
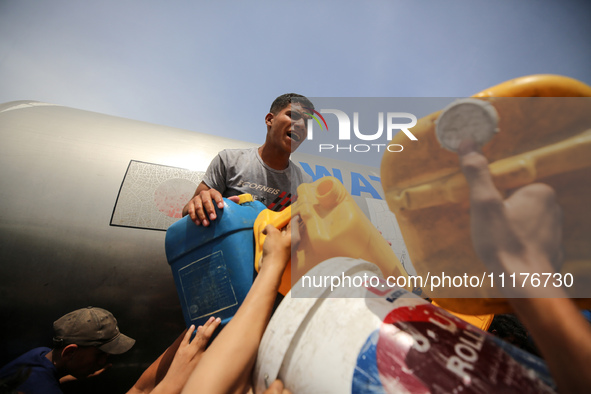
[253,257,555,394]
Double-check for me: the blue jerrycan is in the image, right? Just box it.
[165,194,266,328]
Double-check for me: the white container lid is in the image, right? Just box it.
[435,98,499,152]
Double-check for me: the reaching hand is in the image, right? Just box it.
[185,187,225,226]
[263,379,292,394]
[261,217,295,273]
[152,317,221,394]
[59,365,112,384]
[458,139,563,295]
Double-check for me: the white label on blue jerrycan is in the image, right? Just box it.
[254,257,555,394]
[165,198,266,328]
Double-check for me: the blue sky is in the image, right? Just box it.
[1,0,590,151]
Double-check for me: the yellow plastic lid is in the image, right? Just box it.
[237,193,254,204]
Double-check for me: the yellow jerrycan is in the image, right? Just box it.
[254,176,409,296]
[381,74,591,314]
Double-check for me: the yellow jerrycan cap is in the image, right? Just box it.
[436,98,499,152]
[237,193,254,204]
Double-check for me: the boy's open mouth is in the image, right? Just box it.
[288,131,301,142]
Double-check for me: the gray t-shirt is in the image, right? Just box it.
[203,147,312,211]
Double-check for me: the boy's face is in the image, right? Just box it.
[265,103,310,153]
[64,345,111,379]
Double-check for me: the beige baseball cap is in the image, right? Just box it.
[53,306,135,354]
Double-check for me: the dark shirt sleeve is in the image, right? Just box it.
[0,348,63,394]
[18,369,63,394]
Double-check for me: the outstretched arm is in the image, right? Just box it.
[59,366,111,384]
[182,218,295,394]
[128,317,220,394]
[127,331,185,394]
[459,139,591,393]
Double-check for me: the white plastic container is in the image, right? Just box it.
[254,258,555,393]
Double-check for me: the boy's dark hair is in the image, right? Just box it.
[269,93,314,114]
[488,314,540,356]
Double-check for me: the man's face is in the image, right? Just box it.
[265,103,311,153]
[65,346,110,379]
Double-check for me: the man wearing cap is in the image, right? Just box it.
[0,306,135,393]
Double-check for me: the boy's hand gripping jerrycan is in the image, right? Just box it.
[254,176,410,296]
[165,194,265,328]
[381,74,591,314]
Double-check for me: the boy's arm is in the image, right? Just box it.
[149,318,220,394]
[182,219,294,394]
[459,140,591,393]
[127,330,186,394]
[128,318,219,394]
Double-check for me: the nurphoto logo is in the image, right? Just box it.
[306,108,418,154]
